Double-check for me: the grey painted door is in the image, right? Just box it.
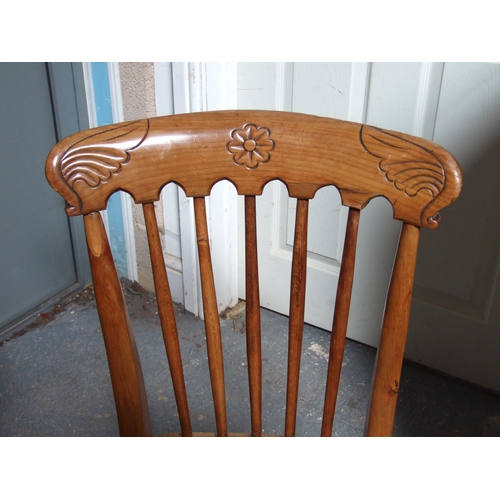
[0,63,77,331]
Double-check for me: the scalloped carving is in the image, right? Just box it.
[226,123,275,169]
[360,125,445,198]
[61,120,149,188]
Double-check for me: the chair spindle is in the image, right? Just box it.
[84,212,152,437]
[245,195,262,437]
[321,208,360,436]
[143,202,193,437]
[285,198,309,437]
[193,197,228,436]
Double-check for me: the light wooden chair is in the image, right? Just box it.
[45,110,462,436]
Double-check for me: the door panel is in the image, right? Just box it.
[237,62,402,346]
[237,61,500,391]
[407,62,500,391]
[0,63,76,330]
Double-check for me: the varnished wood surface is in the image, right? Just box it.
[366,223,420,436]
[194,197,228,437]
[321,208,360,436]
[46,110,462,229]
[84,212,152,437]
[285,199,309,437]
[45,110,463,437]
[245,196,262,436]
[143,203,192,436]
[162,432,275,437]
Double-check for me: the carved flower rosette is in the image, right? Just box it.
[226,124,275,169]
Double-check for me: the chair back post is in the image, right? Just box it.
[366,222,420,436]
[84,212,152,437]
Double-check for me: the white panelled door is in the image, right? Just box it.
[406,62,500,392]
[237,63,404,347]
[236,62,500,392]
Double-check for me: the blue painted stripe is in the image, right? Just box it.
[90,63,128,277]
[90,63,114,126]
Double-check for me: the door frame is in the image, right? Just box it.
[47,62,92,286]
[169,62,238,317]
[0,63,91,339]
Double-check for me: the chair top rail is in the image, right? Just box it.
[46,110,462,228]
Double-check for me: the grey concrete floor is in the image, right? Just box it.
[1,281,500,437]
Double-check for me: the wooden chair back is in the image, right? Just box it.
[45,110,462,436]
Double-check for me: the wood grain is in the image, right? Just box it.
[245,195,262,436]
[194,197,228,437]
[46,111,462,229]
[366,223,420,436]
[143,202,192,436]
[285,199,309,437]
[321,208,360,436]
[84,212,152,437]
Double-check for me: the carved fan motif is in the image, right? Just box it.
[360,125,445,198]
[61,120,149,188]
[226,123,274,169]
